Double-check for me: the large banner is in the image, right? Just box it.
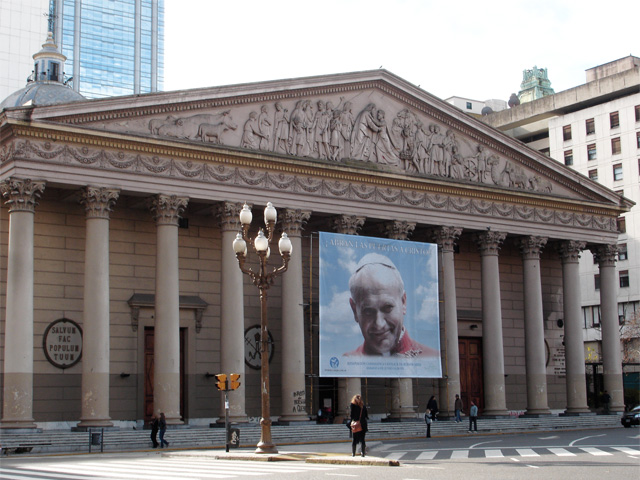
[319,232,442,378]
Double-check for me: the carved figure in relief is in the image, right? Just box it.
[258,105,272,151]
[411,121,430,173]
[273,102,290,154]
[450,146,465,179]
[149,115,176,135]
[373,109,400,167]
[442,130,457,177]
[428,124,445,175]
[196,112,238,144]
[288,100,309,156]
[329,109,343,161]
[312,100,331,159]
[339,101,355,157]
[529,175,552,193]
[503,162,528,189]
[241,111,266,150]
[474,144,491,183]
[351,103,381,160]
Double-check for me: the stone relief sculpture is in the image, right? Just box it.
[145,96,551,193]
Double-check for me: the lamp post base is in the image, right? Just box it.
[255,442,278,454]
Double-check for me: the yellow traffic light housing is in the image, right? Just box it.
[215,374,227,391]
[229,373,241,390]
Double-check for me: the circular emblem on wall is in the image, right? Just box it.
[43,318,83,369]
[244,325,275,370]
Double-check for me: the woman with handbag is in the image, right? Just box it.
[349,394,368,457]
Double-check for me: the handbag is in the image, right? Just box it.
[350,405,364,432]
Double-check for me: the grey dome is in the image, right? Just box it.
[481,106,494,115]
[1,82,85,110]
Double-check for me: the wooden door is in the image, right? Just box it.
[144,327,186,423]
[459,337,483,413]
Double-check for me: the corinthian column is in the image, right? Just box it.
[520,236,550,416]
[432,226,463,419]
[77,187,119,428]
[150,194,188,424]
[385,220,417,420]
[216,202,249,422]
[1,178,45,429]
[333,215,365,417]
[474,230,508,416]
[279,209,311,422]
[594,244,624,413]
[557,241,590,414]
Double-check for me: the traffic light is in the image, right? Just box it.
[229,373,241,390]
[215,374,227,391]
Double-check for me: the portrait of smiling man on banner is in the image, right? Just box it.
[319,232,442,378]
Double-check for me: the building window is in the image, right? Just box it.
[563,125,572,141]
[617,216,626,233]
[619,270,630,288]
[594,274,600,290]
[587,143,597,160]
[636,132,640,149]
[588,169,598,181]
[618,243,628,261]
[613,163,623,181]
[583,305,601,328]
[586,118,595,135]
[466,102,472,110]
[611,137,621,155]
[564,149,573,165]
[610,111,620,129]
[636,105,640,122]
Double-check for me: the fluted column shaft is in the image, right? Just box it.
[1,178,45,429]
[279,209,311,422]
[385,221,417,420]
[217,203,249,422]
[558,241,590,414]
[520,236,550,415]
[595,245,624,413]
[474,231,508,416]
[151,194,188,424]
[433,227,463,418]
[77,187,119,428]
[334,215,365,416]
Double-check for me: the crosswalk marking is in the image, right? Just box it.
[451,450,469,459]
[613,447,640,455]
[515,449,539,457]
[580,447,612,456]
[485,449,503,458]
[548,448,575,456]
[384,452,405,460]
[416,451,437,460]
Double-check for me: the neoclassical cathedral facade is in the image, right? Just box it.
[1,65,632,429]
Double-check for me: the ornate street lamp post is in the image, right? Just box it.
[232,202,292,454]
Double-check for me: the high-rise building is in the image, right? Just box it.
[49,0,164,98]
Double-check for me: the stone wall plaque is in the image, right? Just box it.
[42,318,83,369]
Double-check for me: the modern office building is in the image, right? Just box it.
[482,57,640,404]
[50,0,164,98]
[1,45,632,429]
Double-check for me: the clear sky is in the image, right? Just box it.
[164,0,637,103]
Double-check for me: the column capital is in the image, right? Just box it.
[216,201,245,232]
[333,215,365,235]
[594,244,618,267]
[431,226,463,253]
[473,230,506,256]
[281,209,311,237]
[519,236,547,260]
[150,194,188,226]
[383,220,416,240]
[0,177,46,213]
[557,240,586,263]
[80,187,120,219]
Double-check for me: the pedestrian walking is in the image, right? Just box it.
[469,401,478,432]
[602,390,611,414]
[454,394,463,423]
[158,412,169,448]
[425,408,432,437]
[349,394,368,457]
[150,414,159,448]
[427,395,438,421]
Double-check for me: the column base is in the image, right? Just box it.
[560,411,596,416]
[523,409,552,417]
[76,419,114,429]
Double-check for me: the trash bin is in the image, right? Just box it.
[91,432,102,446]
[228,428,240,448]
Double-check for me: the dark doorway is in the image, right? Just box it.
[144,327,187,423]
[459,337,483,413]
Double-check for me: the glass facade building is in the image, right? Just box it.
[50,0,163,98]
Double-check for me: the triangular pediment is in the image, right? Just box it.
[22,70,629,208]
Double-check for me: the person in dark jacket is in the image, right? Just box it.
[349,394,368,457]
[150,414,159,448]
[158,412,169,448]
[427,395,438,421]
